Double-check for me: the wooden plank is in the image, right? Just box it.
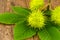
[0,0,5,13]
[50,0,60,9]
[0,24,4,40]
[11,0,28,8]
[3,25,13,40]
[0,0,13,40]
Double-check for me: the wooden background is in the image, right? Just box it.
[0,0,60,40]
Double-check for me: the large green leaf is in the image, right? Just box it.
[0,12,26,24]
[14,21,36,40]
[54,25,60,31]
[38,28,51,40]
[12,6,30,17]
[46,26,60,40]
[56,26,60,31]
[44,6,51,16]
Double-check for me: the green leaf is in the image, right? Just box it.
[0,12,26,24]
[14,38,26,40]
[38,28,51,40]
[14,21,36,40]
[12,6,30,17]
[46,26,60,40]
[56,27,60,31]
[54,25,60,31]
[43,6,52,17]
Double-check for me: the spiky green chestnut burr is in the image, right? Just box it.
[28,10,45,29]
[29,0,44,10]
[51,6,60,25]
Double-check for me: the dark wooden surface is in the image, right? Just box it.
[0,0,60,40]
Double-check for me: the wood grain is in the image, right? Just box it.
[0,0,13,40]
[50,0,60,9]
[0,0,5,13]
